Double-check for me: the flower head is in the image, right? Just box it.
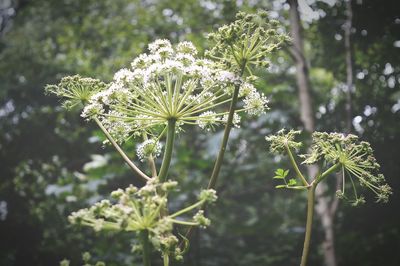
[69,179,216,261]
[45,75,107,109]
[206,11,289,71]
[303,132,392,204]
[136,139,162,161]
[265,129,302,153]
[77,39,268,143]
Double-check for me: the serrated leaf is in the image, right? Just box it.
[284,169,289,177]
[288,178,297,186]
[273,175,285,179]
[275,168,284,176]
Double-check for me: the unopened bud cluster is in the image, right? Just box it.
[266,130,392,205]
[68,179,217,260]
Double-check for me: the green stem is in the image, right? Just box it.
[316,163,341,184]
[207,65,245,190]
[163,253,169,266]
[300,182,317,266]
[158,119,176,182]
[169,200,204,218]
[180,64,246,248]
[93,117,150,182]
[140,230,151,266]
[285,144,309,186]
[170,219,199,226]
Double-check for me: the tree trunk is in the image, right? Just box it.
[288,1,337,266]
[344,0,354,132]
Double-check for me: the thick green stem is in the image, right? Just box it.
[158,119,176,182]
[285,144,309,186]
[300,182,317,266]
[93,117,150,182]
[140,230,151,266]
[316,163,341,184]
[163,253,169,266]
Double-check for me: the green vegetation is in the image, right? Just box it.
[1,0,399,265]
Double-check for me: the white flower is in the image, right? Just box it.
[136,139,162,161]
[81,102,104,119]
[216,70,239,84]
[114,68,135,84]
[222,113,241,128]
[176,41,198,55]
[148,39,172,53]
[243,91,269,116]
[239,82,257,97]
[156,46,174,58]
[196,111,219,131]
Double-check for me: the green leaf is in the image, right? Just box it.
[273,168,290,179]
[288,178,297,186]
[283,169,289,178]
[275,185,287,189]
[275,168,284,176]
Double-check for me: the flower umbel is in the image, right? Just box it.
[206,10,290,72]
[304,132,392,204]
[69,179,217,261]
[266,130,392,205]
[265,129,302,153]
[45,75,107,109]
[78,40,268,142]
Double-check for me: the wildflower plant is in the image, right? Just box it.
[266,130,392,266]
[69,179,217,263]
[46,11,286,266]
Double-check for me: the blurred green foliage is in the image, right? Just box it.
[0,0,399,265]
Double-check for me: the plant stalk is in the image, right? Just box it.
[285,144,309,186]
[163,253,169,266]
[93,117,150,182]
[158,119,176,182]
[207,64,245,189]
[180,64,245,247]
[140,230,151,266]
[300,182,317,266]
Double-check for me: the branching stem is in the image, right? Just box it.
[207,64,246,189]
[93,117,150,182]
[285,143,309,186]
[300,182,317,266]
[300,162,340,266]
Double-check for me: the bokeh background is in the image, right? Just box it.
[0,0,399,265]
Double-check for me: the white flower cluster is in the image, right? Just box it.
[243,91,269,116]
[79,39,269,141]
[136,139,162,161]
